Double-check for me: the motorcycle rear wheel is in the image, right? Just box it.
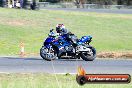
[80,46,96,61]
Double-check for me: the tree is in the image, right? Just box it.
[0,0,3,7]
[23,0,28,8]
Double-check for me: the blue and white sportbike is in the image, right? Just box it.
[40,29,96,61]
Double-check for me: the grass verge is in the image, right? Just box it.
[0,73,131,88]
[0,8,132,55]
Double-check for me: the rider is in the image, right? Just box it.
[56,24,68,35]
[56,24,78,46]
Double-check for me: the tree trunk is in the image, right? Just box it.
[75,0,80,8]
[80,0,85,8]
[117,0,123,5]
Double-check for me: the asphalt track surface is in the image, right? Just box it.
[44,8,132,14]
[0,57,132,74]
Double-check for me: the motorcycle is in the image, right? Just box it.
[40,29,96,61]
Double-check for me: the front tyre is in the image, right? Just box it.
[80,46,96,61]
[40,46,57,61]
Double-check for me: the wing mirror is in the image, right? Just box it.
[50,29,54,32]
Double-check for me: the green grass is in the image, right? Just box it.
[0,73,131,88]
[0,8,132,55]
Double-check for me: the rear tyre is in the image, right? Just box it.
[40,46,57,61]
[80,46,96,61]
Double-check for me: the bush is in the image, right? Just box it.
[39,0,60,3]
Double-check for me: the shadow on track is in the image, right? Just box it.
[55,59,84,61]
[1,57,85,61]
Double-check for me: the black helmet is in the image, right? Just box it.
[56,24,65,33]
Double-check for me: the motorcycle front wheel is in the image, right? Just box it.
[80,46,96,61]
[40,46,57,61]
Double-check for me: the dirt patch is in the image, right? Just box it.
[7,20,24,26]
[6,20,30,26]
[0,18,35,26]
[97,52,132,58]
